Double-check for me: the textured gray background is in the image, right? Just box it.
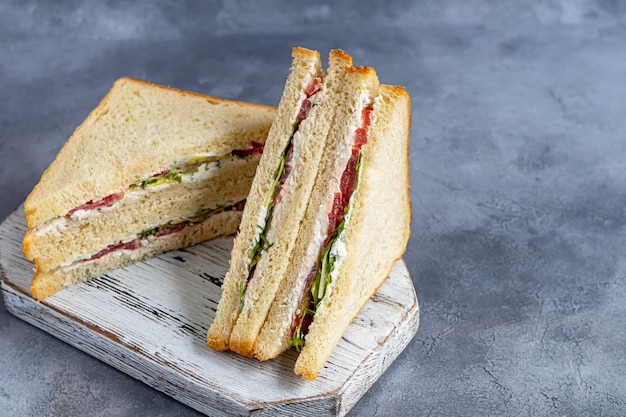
[1,1,625,416]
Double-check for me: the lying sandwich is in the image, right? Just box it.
[206,47,355,355]
[23,77,275,300]
[206,47,411,380]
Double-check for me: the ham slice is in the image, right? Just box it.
[67,190,124,216]
[84,199,246,262]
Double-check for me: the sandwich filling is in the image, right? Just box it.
[65,143,263,220]
[238,77,323,311]
[49,200,246,271]
[34,144,263,271]
[288,102,374,351]
[79,200,246,263]
[34,144,263,235]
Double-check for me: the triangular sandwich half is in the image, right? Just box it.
[206,47,354,356]
[23,77,275,300]
[253,74,412,379]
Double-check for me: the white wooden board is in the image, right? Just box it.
[0,206,419,416]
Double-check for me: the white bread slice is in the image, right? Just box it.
[30,209,243,300]
[24,77,275,229]
[254,66,381,361]
[293,84,412,379]
[207,48,355,355]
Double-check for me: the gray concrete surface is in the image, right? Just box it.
[1,1,625,416]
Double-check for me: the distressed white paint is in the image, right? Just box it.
[0,206,419,417]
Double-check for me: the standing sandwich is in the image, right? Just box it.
[206,46,411,380]
[206,47,355,356]
[208,45,411,379]
[23,77,275,300]
[257,82,411,379]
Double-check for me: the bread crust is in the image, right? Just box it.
[115,77,276,110]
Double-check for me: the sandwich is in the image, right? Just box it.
[260,83,411,379]
[23,77,275,300]
[206,47,411,380]
[206,47,354,355]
